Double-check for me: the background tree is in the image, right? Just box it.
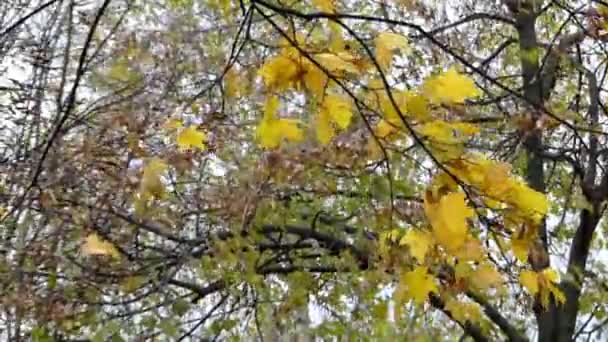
[1,0,608,341]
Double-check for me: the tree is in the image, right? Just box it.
[1,0,608,340]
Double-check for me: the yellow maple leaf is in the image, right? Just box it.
[82,233,120,259]
[278,119,304,141]
[447,155,548,224]
[507,182,549,223]
[328,22,346,52]
[263,94,280,119]
[177,126,206,150]
[425,192,474,252]
[417,121,479,160]
[430,171,459,194]
[140,158,168,200]
[520,268,565,308]
[399,229,434,261]
[325,95,353,129]
[302,62,328,98]
[258,54,299,91]
[418,120,479,145]
[257,96,303,149]
[315,52,360,75]
[377,90,408,126]
[539,268,565,307]
[375,32,410,69]
[447,157,487,186]
[379,100,403,128]
[541,268,559,283]
[374,119,398,139]
[422,67,481,104]
[472,263,503,290]
[455,262,473,281]
[454,237,484,261]
[315,94,353,144]
[374,89,428,125]
[482,162,512,197]
[316,109,334,145]
[511,235,530,262]
[520,270,539,295]
[257,119,280,148]
[397,266,438,305]
[405,91,430,121]
[549,284,566,306]
[312,0,334,12]
[445,297,482,324]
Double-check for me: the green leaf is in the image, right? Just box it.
[111,334,125,342]
[159,318,179,337]
[31,327,52,342]
[48,271,57,290]
[171,298,191,316]
[121,276,146,293]
[142,315,157,329]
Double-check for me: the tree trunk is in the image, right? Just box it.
[511,3,555,341]
[510,1,601,341]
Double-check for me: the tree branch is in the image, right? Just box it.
[169,279,225,303]
[467,291,528,342]
[0,0,61,39]
[428,13,515,36]
[429,294,490,342]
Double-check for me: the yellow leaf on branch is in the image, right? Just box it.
[520,270,539,295]
[399,229,434,261]
[375,32,410,69]
[328,22,346,52]
[445,297,482,324]
[82,233,120,259]
[315,52,360,75]
[441,155,549,224]
[302,62,328,97]
[316,109,334,145]
[374,119,398,139]
[140,158,168,200]
[472,263,504,290]
[422,67,481,105]
[453,237,484,261]
[257,96,303,149]
[315,94,353,144]
[519,268,565,308]
[507,182,549,223]
[539,268,566,307]
[258,55,299,91]
[396,266,438,305]
[177,126,207,151]
[312,0,335,12]
[324,94,352,129]
[419,120,479,140]
[405,91,430,121]
[371,89,427,127]
[511,235,530,263]
[424,192,474,252]
[378,90,407,126]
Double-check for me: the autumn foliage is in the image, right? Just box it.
[1,0,608,341]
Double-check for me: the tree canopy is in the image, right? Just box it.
[1,0,608,341]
